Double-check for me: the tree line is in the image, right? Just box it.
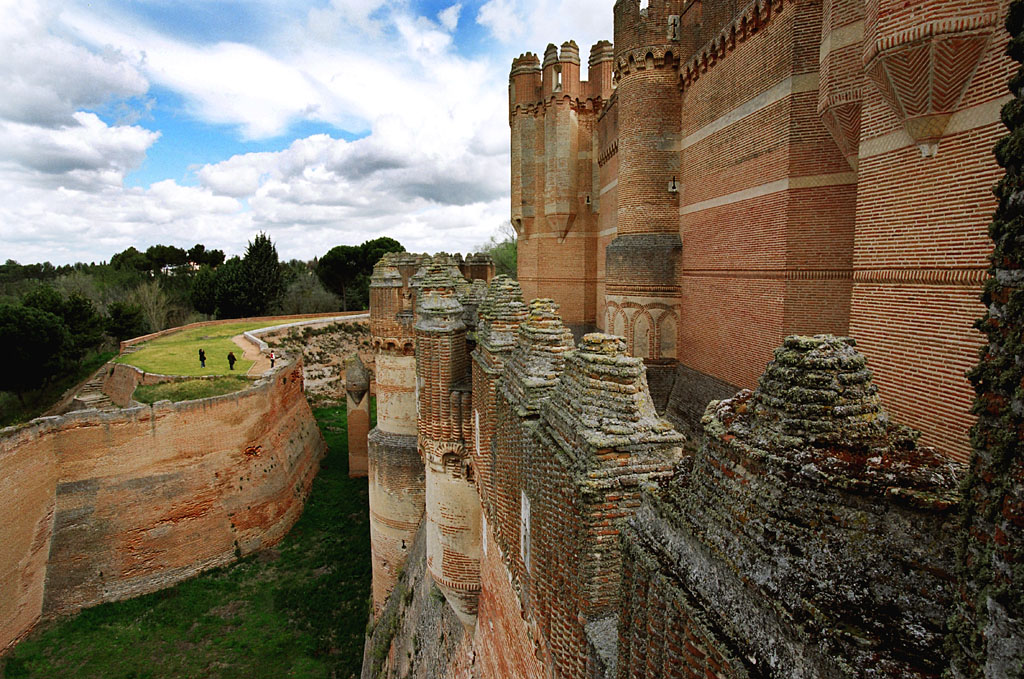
[0,234,405,418]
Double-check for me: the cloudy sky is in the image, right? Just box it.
[0,0,613,265]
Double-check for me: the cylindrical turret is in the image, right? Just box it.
[416,289,480,629]
[605,0,684,358]
[366,252,424,617]
[613,0,684,236]
[510,52,542,113]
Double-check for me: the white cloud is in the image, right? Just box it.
[439,4,462,32]
[476,0,612,70]
[0,1,148,127]
[0,0,545,265]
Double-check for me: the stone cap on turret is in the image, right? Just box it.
[511,52,541,77]
[559,40,581,65]
[502,299,574,416]
[543,43,560,68]
[750,335,889,451]
[415,291,465,333]
[477,275,529,355]
[543,333,684,466]
[344,354,371,402]
[370,252,403,288]
[701,335,963,498]
[589,40,615,67]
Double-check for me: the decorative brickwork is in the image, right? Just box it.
[511,0,1012,462]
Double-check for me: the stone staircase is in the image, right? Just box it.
[70,371,116,412]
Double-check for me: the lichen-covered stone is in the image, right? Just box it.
[543,333,684,466]
[949,3,1024,675]
[476,276,529,356]
[501,298,574,416]
[620,334,966,679]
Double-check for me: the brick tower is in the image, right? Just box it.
[604,0,688,359]
[415,263,480,628]
[366,252,425,616]
[510,37,614,333]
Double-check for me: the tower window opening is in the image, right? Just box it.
[555,65,563,91]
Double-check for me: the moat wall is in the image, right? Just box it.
[0,357,326,653]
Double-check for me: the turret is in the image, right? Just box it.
[541,43,560,98]
[606,0,685,357]
[510,52,542,113]
[415,270,480,629]
[365,252,425,617]
[588,41,615,102]
[558,40,581,99]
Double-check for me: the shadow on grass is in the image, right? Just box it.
[0,405,371,679]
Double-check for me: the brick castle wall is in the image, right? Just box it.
[0,357,325,652]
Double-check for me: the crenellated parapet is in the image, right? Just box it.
[517,333,682,677]
[501,299,575,417]
[471,277,530,512]
[618,335,964,677]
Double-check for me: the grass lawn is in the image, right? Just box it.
[114,319,323,377]
[133,376,254,404]
[0,405,372,679]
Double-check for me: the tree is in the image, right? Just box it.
[128,280,172,332]
[316,238,404,311]
[110,246,150,272]
[243,233,285,316]
[145,244,188,273]
[0,303,71,403]
[214,256,251,319]
[316,245,362,311]
[105,302,149,341]
[188,243,225,268]
[191,265,218,315]
[276,273,341,314]
[23,286,104,359]
[474,223,517,278]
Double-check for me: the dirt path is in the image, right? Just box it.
[231,334,272,376]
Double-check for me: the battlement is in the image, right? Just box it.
[509,39,614,113]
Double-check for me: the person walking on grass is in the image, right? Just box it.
[199,348,206,368]
[228,351,236,370]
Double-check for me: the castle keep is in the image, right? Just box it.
[512,0,1009,462]
[360,0,1022,677]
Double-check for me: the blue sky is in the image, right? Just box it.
[0,0,613,265]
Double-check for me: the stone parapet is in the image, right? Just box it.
[618,335,965,678]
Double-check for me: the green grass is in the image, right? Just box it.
[0,350,118,428]
[0,404,372,679]
[114,320,322,377]
[133,376,254,404]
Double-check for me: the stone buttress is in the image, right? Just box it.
[415,262,480,628]
[618,335,964,678]
[367,252,426,616]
